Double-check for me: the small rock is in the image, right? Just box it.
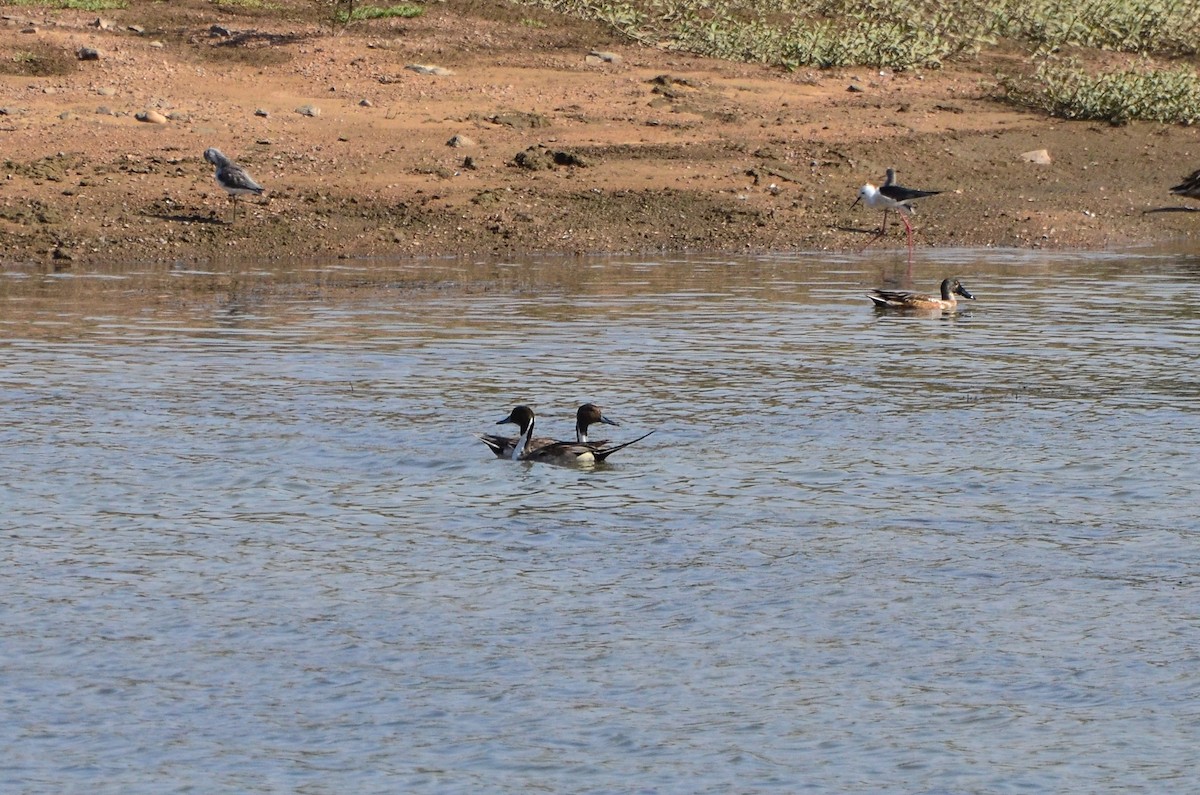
[96,106,113,116]
[127,24,145,34]
[1020,149,1052,165]
[135,110,168,124]
[447,134,475,148]
[209,24,231,37]
[166,111,189,122]
[149,41,164,49]
[254,108,269,117]
[77,47,100,61]
[405,64,454,76]
[358,98,372,107]
[91,17,111,30]
[513,144,588,171]
[97,86,116,96]
[847,84,864,93]
[43,87,57,95]
[59,111,77,121]
[462,156,477,170]
[295,104,320,117]
[20,26,37,34]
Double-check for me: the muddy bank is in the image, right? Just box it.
[1,1,1198,268]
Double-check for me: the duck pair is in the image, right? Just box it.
[479,403,654,465]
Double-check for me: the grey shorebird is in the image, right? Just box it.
[203,147,264,222]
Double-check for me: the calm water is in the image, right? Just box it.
[2,249,1199,793]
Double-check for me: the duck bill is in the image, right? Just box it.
[599,416,619,427]
[955,285,975,300]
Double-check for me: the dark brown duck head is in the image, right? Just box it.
[575,403,619,443]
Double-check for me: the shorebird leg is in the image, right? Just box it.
[899,213,914,257]
[858,225,886,253]
[879,208,890,235]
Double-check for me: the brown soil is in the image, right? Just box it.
[2,0,1198,268]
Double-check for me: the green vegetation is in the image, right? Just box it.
[509,0,1200,122]
[213,0,281,9]
[509,0,1198,68]
[344,3,423,20]
[6,0,129,9]
[1002,58,1200,125]
[314,0,423,29]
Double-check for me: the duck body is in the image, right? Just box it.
[477,403,618,459]
[520,430,655,465]
[868,278,975,310]
[479,404,652,465]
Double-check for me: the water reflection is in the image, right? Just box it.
[3,248,1199,793]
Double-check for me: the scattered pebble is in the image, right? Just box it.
[447,134,476,148]
[254,108,269,117]
[358,99,372,107]
[96,106,113,116]
[127,25,144,35]
[149,41,164,49]
[135,110,168,124]
[209,24,231,37]
[1020,149,1052,165]
[166,111,189,122]
[90,17,111,30]
[59,111,77,121]
[847,84,864,93]
[295,104,320,117]
[97,87,116,96]
[20,26,37,34]
[77,47,100,61]
[43,87,57,95]
[405,64,454,76]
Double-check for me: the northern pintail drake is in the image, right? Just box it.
[477,402,619,459]
[481,404,654,465]
[868,278,975,310]
[203,147,264,223]
[1169,168,1200,202]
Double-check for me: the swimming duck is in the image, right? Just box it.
[483,404,654,465]
[867,278,975,310]
[1169,168,1200,202]
[477,402,619,459]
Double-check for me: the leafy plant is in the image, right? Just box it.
[506,0,1199,68]
[345,3,424,20]
[7,0,129,9]
[1001,58,1200,124]
[313,0,423,29]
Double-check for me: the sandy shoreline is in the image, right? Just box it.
[2,1,1198,269]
